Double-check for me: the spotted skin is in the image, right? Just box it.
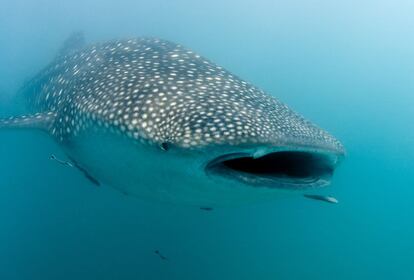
[19,38,343,153]
[0,37,345,205]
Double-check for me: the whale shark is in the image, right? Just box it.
[0,33,345,206]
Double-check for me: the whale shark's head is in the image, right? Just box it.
[126,84,346,205]
[159,85,345,193]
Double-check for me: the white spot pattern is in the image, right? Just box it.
[19,38,344,152]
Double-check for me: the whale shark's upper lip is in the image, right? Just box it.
[205,147,343,190]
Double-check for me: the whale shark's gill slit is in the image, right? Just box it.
[206,151,336,189]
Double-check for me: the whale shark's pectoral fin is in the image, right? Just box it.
[304,194,338,204]
[0,112,56,131]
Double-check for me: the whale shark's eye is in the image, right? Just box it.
[205,151,337,189]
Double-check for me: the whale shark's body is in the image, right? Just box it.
[0,34,344,206]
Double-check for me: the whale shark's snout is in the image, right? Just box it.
[202,125,344,191]
[201,108,344,190]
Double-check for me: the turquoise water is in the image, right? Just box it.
[1,0,413,279]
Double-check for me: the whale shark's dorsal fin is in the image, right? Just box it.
[56,31,85,57]
[0,112,56,131]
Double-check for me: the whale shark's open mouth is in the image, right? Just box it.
[205,150,339,189]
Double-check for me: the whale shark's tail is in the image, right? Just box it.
[0,112,55,131]
[0,32,82,132]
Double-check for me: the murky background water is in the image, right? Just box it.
[1,1,413,279]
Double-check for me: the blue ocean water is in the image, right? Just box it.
[1,0,413,279]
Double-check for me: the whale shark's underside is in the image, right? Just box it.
[0,33,345,206]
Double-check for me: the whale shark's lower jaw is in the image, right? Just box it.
[205,148,342,190]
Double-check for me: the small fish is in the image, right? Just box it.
[200,207,214,211]
[49,154,74,167]
[154,250,168,261]
[304,194,338,204]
